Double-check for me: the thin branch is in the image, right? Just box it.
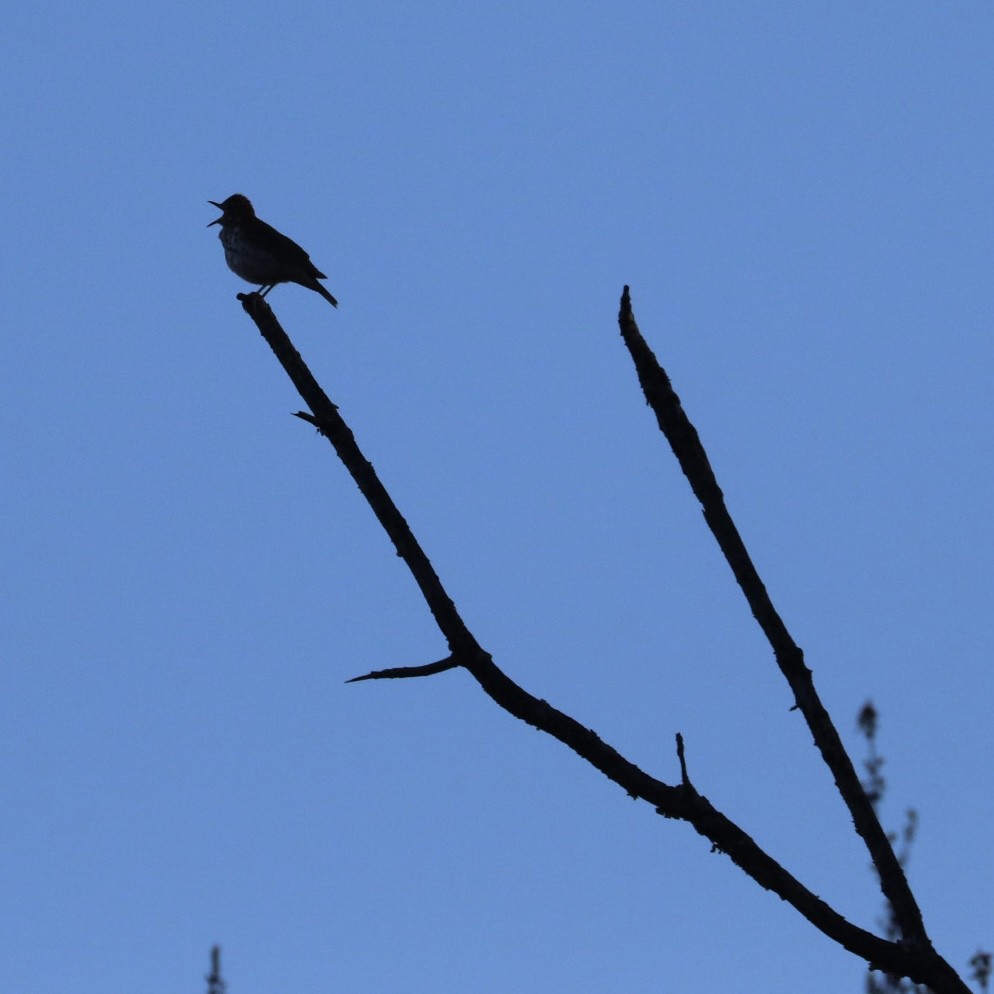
[347,656,460,683]
[237,292,480,660]
[617,287,929,948]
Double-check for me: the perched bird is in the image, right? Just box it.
[207,194,338,308]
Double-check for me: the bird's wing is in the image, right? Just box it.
[258,219,314,265]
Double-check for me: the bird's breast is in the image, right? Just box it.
[219,226,282,284]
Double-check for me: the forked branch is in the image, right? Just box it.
[232,289,969,994]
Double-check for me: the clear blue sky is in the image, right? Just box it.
[2,4,991,992]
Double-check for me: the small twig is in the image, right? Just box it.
[347,656,459,683]
[294,409,336,427]
[205,946,226,994]
[676,732,690,786]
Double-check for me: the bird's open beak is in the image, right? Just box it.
[207,200,223,226]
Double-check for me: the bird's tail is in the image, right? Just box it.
[316,281,339,308]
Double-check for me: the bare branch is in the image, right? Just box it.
[234,290,971,994]
[237,292,480,660]
[617,286,929,949]
[347,656,459,683]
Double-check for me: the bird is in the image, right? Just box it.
[207,194,338,308]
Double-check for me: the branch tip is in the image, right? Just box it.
[620,285,633,322]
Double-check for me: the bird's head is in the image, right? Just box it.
[207,194,255,227]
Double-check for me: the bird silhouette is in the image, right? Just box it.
[208,194,338,308]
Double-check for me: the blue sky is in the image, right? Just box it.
[2,4,992,992]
